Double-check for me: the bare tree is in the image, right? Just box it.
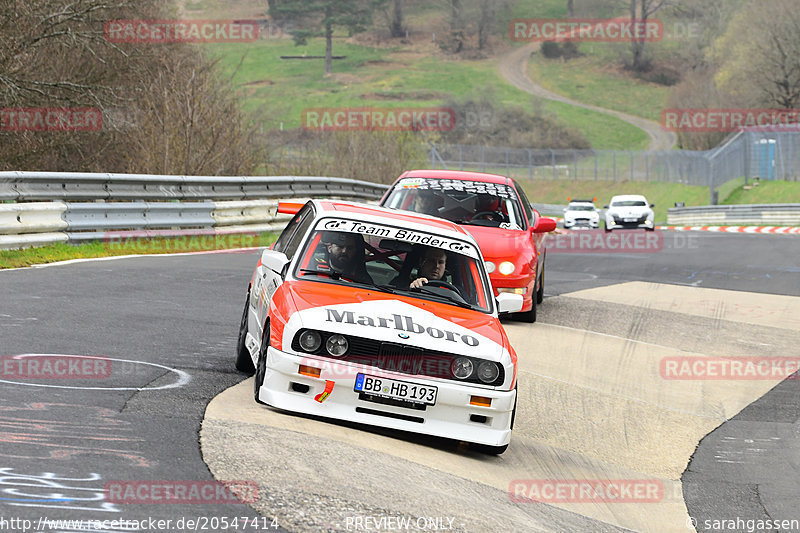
[389,0,406,38]
[628,0,672,71]
[1,0,265,174]
[711,0,800,109]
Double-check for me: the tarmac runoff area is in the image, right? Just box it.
[200,281,800,532]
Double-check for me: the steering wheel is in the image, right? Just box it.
[423,279,457,291]
[471,211,506,222]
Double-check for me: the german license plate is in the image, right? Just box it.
[354,373,437,405]
[624,217,638,222]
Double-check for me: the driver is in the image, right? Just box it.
[470,194,502,221]
[410,247,447,289]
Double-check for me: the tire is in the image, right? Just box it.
[253,322,269,405]
[513,293,536,323]
[470,442,509,455]
[235,291,255,374]
[536,263,545,305]
[469,386,516,455]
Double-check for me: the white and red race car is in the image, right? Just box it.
[235,200,524,454]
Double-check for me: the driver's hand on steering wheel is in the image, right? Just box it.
[409,277,429,289]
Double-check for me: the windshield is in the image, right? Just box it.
[611,200,647,207]
[384,178,525,230]
[292,218,494,314]
[568,205,595,211]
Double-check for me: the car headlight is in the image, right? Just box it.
[484,261,496,274]
[498,261,515,275]
[325,334,348,357]
[451,357,474,380]
[476,361,500,384]
[298,330,322,352]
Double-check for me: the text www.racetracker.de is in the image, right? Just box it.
[0,515,279,531]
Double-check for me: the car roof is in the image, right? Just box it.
[610,194,648,202]
[399,169,511,186]
[314,200,473,240]
[567,200,595,206]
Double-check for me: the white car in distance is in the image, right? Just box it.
[562,199,600,230]
[603,195,655,232]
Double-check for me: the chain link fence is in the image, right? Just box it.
[428,130,800,204]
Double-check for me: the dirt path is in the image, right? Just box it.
[498,43,677,151]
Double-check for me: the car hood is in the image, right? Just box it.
[608,206,652,217]
[565,210,598,218]
[460,225,530,261]
[280,281,510,362]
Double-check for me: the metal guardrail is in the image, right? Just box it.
[0,172,389,250]
[0,171,388,202]
[667,204,800,226]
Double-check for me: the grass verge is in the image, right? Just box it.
[0,232,278,270]
[721,180,800,205]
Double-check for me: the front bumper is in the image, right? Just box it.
[606,217,654,230]
[564,219,599,229]
[258,347,516,447]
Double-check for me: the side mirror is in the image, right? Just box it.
[496,293,524,314]
[261,249,289,275]
[603,205,609,209]
[650,203,655,208]
[532,217,557,233]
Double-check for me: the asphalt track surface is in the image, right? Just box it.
[0,231,798,532]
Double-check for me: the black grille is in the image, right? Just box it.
[291,329,504,386]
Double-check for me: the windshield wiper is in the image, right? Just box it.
[298,269,396,293]
[414,286,475,309]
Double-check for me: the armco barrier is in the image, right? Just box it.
[0,202,68,235]
[0,173,388,250]
[0,172,388,202]
[211,200,294,227]
[667,204,800,226]
[62,202,216,232]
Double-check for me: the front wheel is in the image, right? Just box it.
[253,322,269,405]
[513,294,536,323]
[536,263,545,305]
[235,291,255,374]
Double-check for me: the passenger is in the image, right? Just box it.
[413,189,444,216]
[319,232,373,284]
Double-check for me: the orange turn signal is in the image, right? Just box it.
[470,395,492,407]
[298,365,321,378]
